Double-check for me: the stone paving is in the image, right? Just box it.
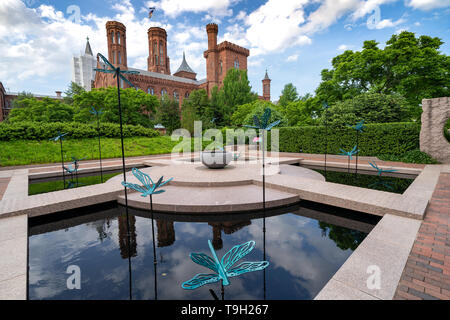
[0,150,448,300]
[393,172,450,300]
[0,178,10,200]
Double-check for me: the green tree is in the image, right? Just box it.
[231,100,278,127]
[322,93,411,127]
[278,94,322,126]
[217,69,258,125]
[157,94,181,134]
[242,103,287,127]
[64,82,86,105]
[316,31,450,120]
[8,97,75,123]
[278,83,299,107]
[73,87,158,127]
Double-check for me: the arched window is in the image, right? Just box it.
[159,41,164,66]
[185,91,190,99]
[111,31,115,44]
[173,91,179,102]
[234,58,239,69]
[161,88,167,96]
[118,51,121,64]
[112,50,115,64]
[147,87,154,95]
[117,32,121,45]
[219,60,223,74]
[153,42,158,66]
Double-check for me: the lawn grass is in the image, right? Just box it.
[28,172,121,196]
[0,136,189,167]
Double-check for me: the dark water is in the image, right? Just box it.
[309,168,415,194]
[28,202,379,300]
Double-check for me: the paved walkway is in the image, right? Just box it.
[394,172,450,300]
[0,178,10,201]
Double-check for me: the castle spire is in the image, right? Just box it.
[85,36,93,56]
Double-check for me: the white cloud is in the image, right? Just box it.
[146,0,236,18]
[373,17,406,28]
[338,44,350,51]
[244,0,311,55]
[352,0,397,20]
[405,0,450,11]
[286,54,299,62]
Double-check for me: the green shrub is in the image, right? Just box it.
[378,149,439,164]
[0,121,160,141]
[272,122,420,156]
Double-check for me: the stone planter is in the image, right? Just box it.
[201,151,232,169]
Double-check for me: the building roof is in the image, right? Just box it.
[174,52,196,75]
[127,67,204,85]
[263,69,270,80]
[85,37,93,56]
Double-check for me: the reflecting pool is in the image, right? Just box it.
[28,202,379,300]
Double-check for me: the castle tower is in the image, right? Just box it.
[106,21,127,69]
[147,27,170,74]
[262,70,271,101]
[204,23,219,92]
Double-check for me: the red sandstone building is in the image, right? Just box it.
[93,22,271,107]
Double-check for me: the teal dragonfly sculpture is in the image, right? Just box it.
[95,52,139,300]
[50,131,68,188]
[339,146,359,173]
[182,240,269,290]
[122,168,173,300]
[348,120,366,176]
[368,161,398,190]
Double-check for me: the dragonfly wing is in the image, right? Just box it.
[221,240,255,271]
[132,168,153,188]
[121,181,147,194]
[181,273,220,290]
[227,261,270,278]
[190,253,219,274]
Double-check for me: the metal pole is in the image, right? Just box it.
[97,115,103,183]
[60,138,66,189]
[117,70,133,301]
[150,194,157,300]
[262,130,266,301]
[324,109,328,178]
[355,131,359,177]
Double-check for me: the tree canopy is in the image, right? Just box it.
[278,83,299,107]
[316,31,450,120]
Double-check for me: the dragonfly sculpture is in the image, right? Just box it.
[348,120,366,176]
[90,106,104,183]
[368,161,398,190]
[95,53,139,300]
[339,145,359,173]
[50,131,68,188]
[244,108,281,202]
[122,168,173,300]
[182,240,269,290]
[244,108,280,269]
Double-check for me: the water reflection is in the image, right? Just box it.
[28,202,379,300]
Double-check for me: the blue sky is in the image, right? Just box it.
[1,0,449,100]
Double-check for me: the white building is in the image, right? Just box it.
[72,37,97,91]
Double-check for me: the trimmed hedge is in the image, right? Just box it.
[0,121,160,141]
[275,122,420,156]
